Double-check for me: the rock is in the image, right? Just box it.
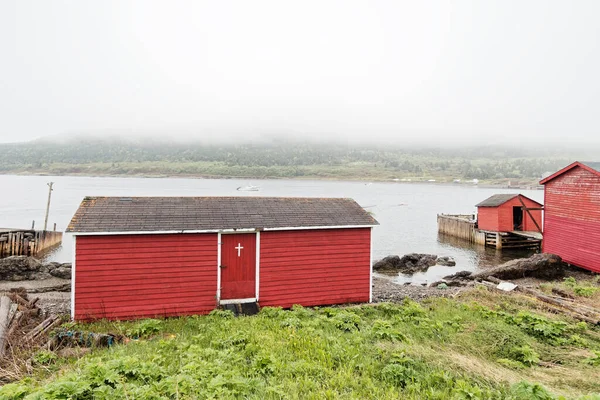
[374,253,439,274]
[45,262,61,271]
[0,256,42,281]
[437,256,456,266]
[372,255,402,271]
[429,279,467,288]
[50,266,72,280]
[444,270,473,280]
[31,272,53,280]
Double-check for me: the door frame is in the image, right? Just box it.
[216,230,260,304]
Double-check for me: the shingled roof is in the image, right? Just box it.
[475,194,542,208]
[67,197,378,233]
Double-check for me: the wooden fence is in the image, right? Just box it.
[0,230,63,257]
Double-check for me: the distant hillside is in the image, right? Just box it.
[0,138,576,183]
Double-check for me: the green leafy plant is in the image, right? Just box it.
[574,286,599,297]
[509,345,540,367]
[584,350,600,366]
[126,318,163,338]
[510,381,555,400]
[32,350,58,366]
[372,320,408,342]
[563,277,577,288]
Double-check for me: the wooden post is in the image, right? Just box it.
[43,182,54,231]
[31,220,35,229]
[53,223,56,232]
[518,196,542,233]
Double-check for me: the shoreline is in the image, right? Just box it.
[0,171,543,189]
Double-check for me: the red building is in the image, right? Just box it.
[476,194,543,232]
[540,161,600,273]
[66,197,378,321]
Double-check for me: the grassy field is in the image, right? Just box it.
[1,284,600,399]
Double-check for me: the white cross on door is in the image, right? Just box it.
[235,243,244,257]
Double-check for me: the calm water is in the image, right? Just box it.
[0,175,543,284]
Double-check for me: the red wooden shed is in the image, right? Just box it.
[475,194,543,233]
[66,196,378,321]
[540,161,600,273]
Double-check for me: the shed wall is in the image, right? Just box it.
[259,228,371,308]
[477,207,499,231]
[543,167,600,272]
[74,233,217,320]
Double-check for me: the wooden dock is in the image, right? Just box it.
[437,214,541,250]
[0,229,63,257]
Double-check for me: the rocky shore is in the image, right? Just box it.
[0,256,71,315]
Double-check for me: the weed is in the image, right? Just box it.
[372,320,408,342]
[584,351,600,366]
[574,286,599,297]
[125,318,163,338]
[510,381,555,400]
[564,277,577,288]
[509,345,540,366]
[32,350,58,366]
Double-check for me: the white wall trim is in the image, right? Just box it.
[255,231,260,301]
[263,225,377,231]
[216,232,222,303]
[369,227,373,303]
[71,234,76,320]
[219,298,256,305]
[68,225,377,236]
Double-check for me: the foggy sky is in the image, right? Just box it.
[1,1,600,146]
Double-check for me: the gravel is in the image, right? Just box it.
[372,276,462,302]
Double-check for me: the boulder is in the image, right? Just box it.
[437,256,456,266]
[373,253,438,274]
[372,255,402,271]
[0,256,42,281]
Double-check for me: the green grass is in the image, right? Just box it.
[2,291,600,399]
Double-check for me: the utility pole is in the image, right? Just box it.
[43,182,54,231]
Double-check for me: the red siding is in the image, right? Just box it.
[543,167,600,272]
[259,228,371,308]
[75,234,217,321]
[477,207,498,231]
[478,196,542,232]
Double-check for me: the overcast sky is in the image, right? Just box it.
[1,1,599,146]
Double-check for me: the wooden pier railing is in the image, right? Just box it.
[0,229,63,257]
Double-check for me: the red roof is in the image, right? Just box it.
[540,161,600,185]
